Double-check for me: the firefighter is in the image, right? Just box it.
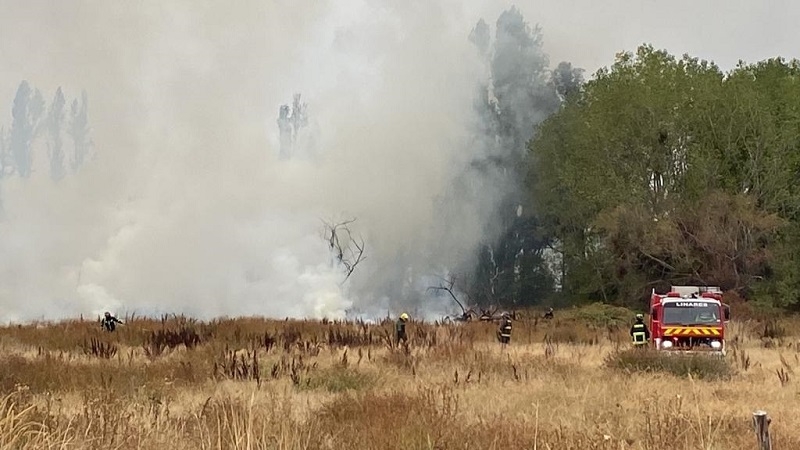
[543,307,554,320]
[497,312,513,345]
[630,313,650,347]
[396,312,409,344]
[100,312,124,332]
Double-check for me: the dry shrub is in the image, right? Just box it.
[436,324,479,345]
[604,349,734,380]
[423,341,580,383]
[143,326,202,359]
[189,392,313,450]
[297,366,375,393]
[78,384,138,447]
[326,323,376,347]
[0,355,80,393]
[0,382,143,449]
[382,345,417,373]
[761,319,786,340]
[82,337,118,359]
[311,388,705,450]
[545,327,600,345]
[265,354,318,386]
[425,340,474,361]
[725,319,753,344]
[213,348,261,383]
[0,387,49,448]
[0,321,104,352]
[313,386,459,449]
[461,420,608,450]
[0,353,204,394]
[459,350,523,379]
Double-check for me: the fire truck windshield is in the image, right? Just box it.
[662,301,721,325]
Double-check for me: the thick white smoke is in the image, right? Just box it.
[0,1,506,323]
[2,1,788,323]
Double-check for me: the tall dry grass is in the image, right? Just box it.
[0,307,798,449]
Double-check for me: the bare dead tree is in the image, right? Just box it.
[322,218,366,284]
[427,275,476,322]
[487,263,504,303]
[478,305,499,321]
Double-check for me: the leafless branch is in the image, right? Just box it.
[427,275,468,316]
[322,218,366,284]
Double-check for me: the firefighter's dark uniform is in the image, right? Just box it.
[101,313,123,332]
[498,316,512,344]
[630,316,650,347]
[396,313,408,344]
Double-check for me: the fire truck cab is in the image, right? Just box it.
[649,286,731,356]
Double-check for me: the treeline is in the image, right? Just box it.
[0,81,91,183]
[454,9,800,311]
[454,7,583,309]
[525,45,800,310]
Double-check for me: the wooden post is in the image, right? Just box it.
[752,410,771,450]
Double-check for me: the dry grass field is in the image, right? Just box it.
[0,305,797,449]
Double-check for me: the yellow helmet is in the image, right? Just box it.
[400,313,409,321]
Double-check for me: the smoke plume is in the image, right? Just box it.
[0,1,573,323]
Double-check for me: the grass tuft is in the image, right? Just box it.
[604,348,735,380]
[299,366,375,393]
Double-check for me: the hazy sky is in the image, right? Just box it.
[520,0,799,74]
[0,1,796,322]
[1,0,795,162]
[2,1,797,105]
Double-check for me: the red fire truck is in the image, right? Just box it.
[649,286,731,356]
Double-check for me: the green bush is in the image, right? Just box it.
[604,349,734,380]
[573,303,635,328]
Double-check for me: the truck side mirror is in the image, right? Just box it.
[650,308,657,320]
[723,305,731,322]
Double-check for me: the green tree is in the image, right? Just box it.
[529,45,800,308]
[465,7,569,307]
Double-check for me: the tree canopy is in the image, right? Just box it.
[527,44,800,309]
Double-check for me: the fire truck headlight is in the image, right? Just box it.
[710,340,722,350]
[661,340,673,349]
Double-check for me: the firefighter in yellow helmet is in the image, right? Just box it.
[630,313,650,348]
[396,312,409,344]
